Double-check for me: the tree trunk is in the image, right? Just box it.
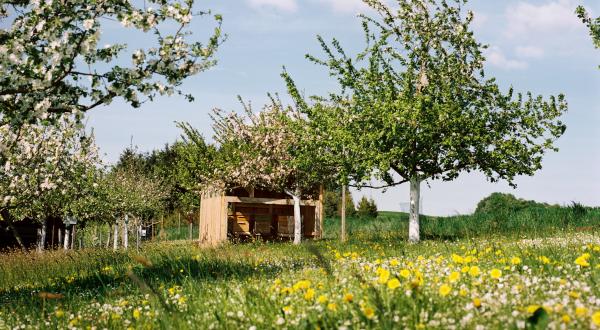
[71,225,76,250]
[36,220,47,253]
[106,226,111,249]
[189,221,192,240]
[1,210,25,252]
[113,223,118,250]
[136,221,141,252]
[408,176,421,243]
[63,225,70,250]
[341,185,347,242]
[122,215,128,250]
[285,187,302,245]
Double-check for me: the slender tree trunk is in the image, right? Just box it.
[106,226,111,249]
[189,221,192,240]
[113,223,118,250]
[341,185,347,242]
[71,225,76,250]
[123,215,128,250]
[36,220,47,253]
[408,176,421,243]
[286,187,302,245]
[1,210,25,252]
[178,212,181,237]
[58,228,63,248]
[63,225,70,250]
[136,220,141,252]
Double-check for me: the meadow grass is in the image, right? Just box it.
[1,209,600,329]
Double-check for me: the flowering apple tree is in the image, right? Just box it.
[0,0,224,126]
[207,98,332,244]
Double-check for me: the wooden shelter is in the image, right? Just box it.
[199,186,324,245]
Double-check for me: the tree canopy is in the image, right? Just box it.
[0,0,224,127]
[287,0,568,242]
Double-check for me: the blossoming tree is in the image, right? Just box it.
[208,98,332,244]
[294,0,568,242]
[0,0,224,127]
[0,114,101,250]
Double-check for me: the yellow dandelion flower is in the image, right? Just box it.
[327,303,337,311]
[575,255,590,267]
[473,297,481,308]
[399,269,411,279]
[448,271,461,283]
[468,266,481,277]
[304,288,315,301]
[282,306,292,313]
[538,256,551,264]
[568,291,580,299]
[592,311,600,326]
[461,266,470,273]
[344,293,354,303]
[561,314,571,323]
[387,278,401,290]
[527,305,540,314]
[459,288,468,297]
[575,306,588,317]
[363,307,375,319]
[451,254,464,264]
[55,309,64,318]
[511,257,522,265]
[133,309,141,320]
[377,268,390,284]
[317,295,328,304]
[439,284,451,297]
[490,268,502,279]
[390,259,399,266]
[293,280,311,291]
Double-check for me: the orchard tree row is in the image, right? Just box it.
[1,0,598,249]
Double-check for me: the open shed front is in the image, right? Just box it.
[199,187,323,245]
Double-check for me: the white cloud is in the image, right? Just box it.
[471,10,489,30]
[485,46,528,70]
[505,0,583,38]
[515,45,545,59]
[312,0,369,14]
[247,0,298,13]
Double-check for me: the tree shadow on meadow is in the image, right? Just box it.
[0,254,298,310]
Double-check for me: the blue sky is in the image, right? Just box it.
[88,0,600,215]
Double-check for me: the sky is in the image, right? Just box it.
[88,0,600,216]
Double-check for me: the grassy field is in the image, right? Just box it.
[1,210,600,329]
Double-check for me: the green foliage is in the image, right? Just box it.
[577,6,600,49]
[474,193,543,215]
[323,188,356,218]
[357,196,378,218]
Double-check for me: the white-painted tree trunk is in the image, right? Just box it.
[113,223,118,250]
[122,215,128,250]
[341,185,347,242]
[285,187,303,245]
[63,226,70,250]
[408,176,421,243]
[36,221,46,253]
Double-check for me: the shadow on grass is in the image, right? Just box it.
[0,255,297,309]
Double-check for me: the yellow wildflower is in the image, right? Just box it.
[399,269,411,279]
[133,309,141,320]
[527,305,540,314]
[468,266,481,277]
[448,271,461,283]
[387,278,401,290]
[592,311,600,326]
[473,297,481,308]
[55,309,64,318]
[451,254,464,264]
[575,254,590,267]
[293,280,311,291]
[439,284,451,297]
[490,269,502,279]
[363,307,375,319]
[317,295,328,304]
[390,259,399,266]
[282,306,292,314]
[304,289,315,301]
[344,293,354,303]
[575,306,588,317]
[377,268,390,284]
[327,303,337,311]
[511,257,522,265]
[561,314,571,323]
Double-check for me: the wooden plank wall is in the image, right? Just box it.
[199,193,228,245]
